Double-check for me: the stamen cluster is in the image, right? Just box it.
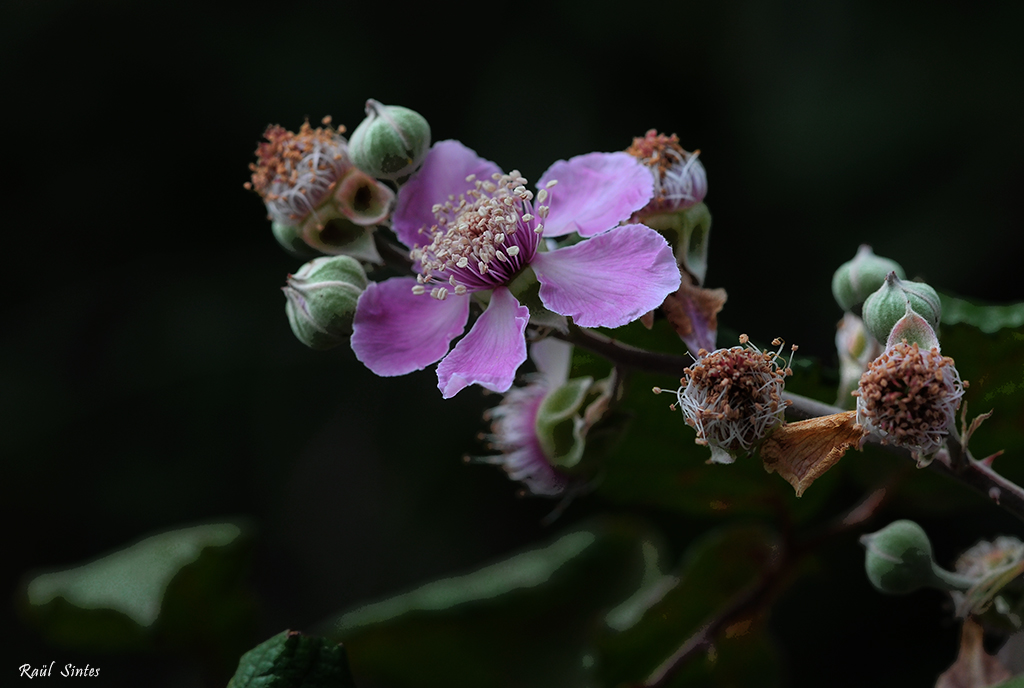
[853,341,966,458]
[247,119,351,225]
[668,335,793,463]
[627,129,707,212]
[410,171,553,299]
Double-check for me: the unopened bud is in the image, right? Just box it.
[861,520,971,595]
[349,100,431,181]
[862,272,941,344]
[283,256,368,350]
[831,245,905,312]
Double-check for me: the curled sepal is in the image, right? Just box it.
[760,410,866,497]
[283,256,368,350]
[299,212,383,264]
[349,99,431,181]
[831,245,905,312]
[332,168,395,226]
[659,277,727,355]
[862,271,941,344]
[860,520,973,595]
[536,377,594,469]
[885,301,940,351]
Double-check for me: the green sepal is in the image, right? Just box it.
[643,202,712,285]
[228,630,356,688]
[536,376,593,469]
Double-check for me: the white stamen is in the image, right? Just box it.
[545,179,558,188]
[506,245,520,257]
[412,285,426,295]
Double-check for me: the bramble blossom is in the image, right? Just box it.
[351,140,680,398]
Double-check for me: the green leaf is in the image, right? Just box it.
[228,631,355,688]
[940,293,1024,333]
[597,524,784,688]
[317,518,667,688]
[21,522,254,656]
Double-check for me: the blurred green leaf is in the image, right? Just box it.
[21,522,255,661]
[228,630,355,688]
[941,325,1024,482]
[318,517,668,688]
[597,523,783,687]
[940,293,1024,333]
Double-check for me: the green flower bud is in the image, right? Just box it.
[283,256,368,350]
[349,99,431,181]
[860,520,972,595]
[862,272,941,344]
[831,245,905,312]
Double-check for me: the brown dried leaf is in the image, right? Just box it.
[936,618,1012,688]
[760,411,865,497]
[661,279,728,354]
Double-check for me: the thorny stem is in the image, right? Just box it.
[560,324,1024,523]
[639,482,899,688]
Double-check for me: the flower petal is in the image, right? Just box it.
[536,151,654,238]
[392,140,503,249]
[351,277,469,376]
[437,287,529,398]
[532,224,681,328]
[529,338,572,388]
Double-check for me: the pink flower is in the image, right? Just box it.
[351,140,680,398]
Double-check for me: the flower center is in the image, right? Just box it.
[247,118,351,224]
[410,171,553,299]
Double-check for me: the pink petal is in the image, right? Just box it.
[536,151,654,238]
[351,277,469,376]
[391,140,503,249]
[531,224,681,328]
[436,287,529,398]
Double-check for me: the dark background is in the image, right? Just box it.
[4,0,1024,686]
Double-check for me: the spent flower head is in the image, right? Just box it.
[853,307,966,464]
[627,130,707,215]
[658,335,795,464]
[247,118,395,258]
[351,140,680,398]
